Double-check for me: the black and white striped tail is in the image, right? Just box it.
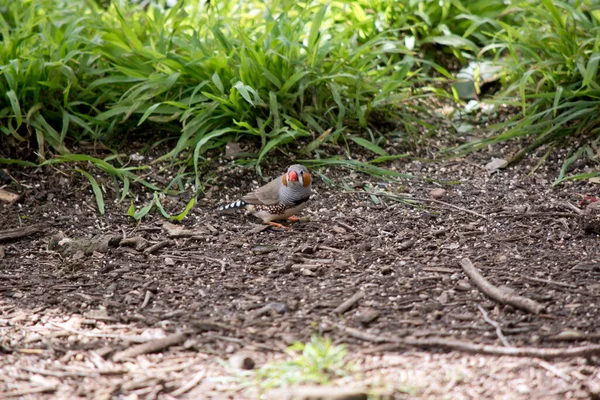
[217,199,247,212]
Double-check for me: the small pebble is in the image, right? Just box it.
[164,257,175,266]
[356,308,380,325]
[429,188,447,199]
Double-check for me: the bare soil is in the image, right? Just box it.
[1,149,599,399]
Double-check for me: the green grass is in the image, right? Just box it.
[457,0,600,179]
[1,0,450,201]
[1,0,428,156]
[2,0,516,164]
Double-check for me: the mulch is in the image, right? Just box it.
[0,150,599,399]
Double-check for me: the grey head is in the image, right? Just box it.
[279,164,312,206]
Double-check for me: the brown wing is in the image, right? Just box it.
[242,175,282,205]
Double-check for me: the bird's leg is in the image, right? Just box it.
[287,215,300,222]
[267,221,293,230]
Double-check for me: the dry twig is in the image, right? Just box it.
[0,225,42,243]
[538,360,571,382]
[144,240,173,255]
[0,386,56,399]
[477,305,511,347]
[112,333,187,362]
[332,322,600,360]
[460,258,545,314]
[492,212,581,219]
[524,276,577,289]
[170,370,206,397]
[333,291,364,314]
[408,197,488,219]
[353,190,488,219]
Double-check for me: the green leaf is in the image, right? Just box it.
[540,0,565,31]
[0,158,37,167]
[371,154,411,163]
[5,90,22,128]
[299,158,413,179]
[427,35,478,51]
[233,81,256,106]
[74,168,105,215]
[307,4,328,66]
[582,53,600,88]
[170,197,195,221]
[257,130,298,167]
[301,128,335,154]
[127,201,135,217]
[347,136,388,156]
[120,177,130,202]
[133,201,154,220]
[555,171,600,185]
[212,71,224,94]
[280,71,311,96]
[153,193,171,219]
[269,91,281,130]
[138,103,163,126]
[553,146,589,186]
[369,194,381,204]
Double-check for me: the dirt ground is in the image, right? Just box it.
[1,147,599,399]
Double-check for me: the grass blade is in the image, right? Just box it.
[74,168,105,215]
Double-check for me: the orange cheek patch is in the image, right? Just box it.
[281,174,288,186]
[303,173,312,187]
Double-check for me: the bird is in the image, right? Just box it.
[218,164,312,229]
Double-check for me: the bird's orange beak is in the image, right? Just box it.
[288,171,298,182]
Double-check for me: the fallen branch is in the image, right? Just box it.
[112,333,187,362]
[331,322,600,360]
[404,338,600,360]
[460,258,545,314]
[0,225,42,243]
